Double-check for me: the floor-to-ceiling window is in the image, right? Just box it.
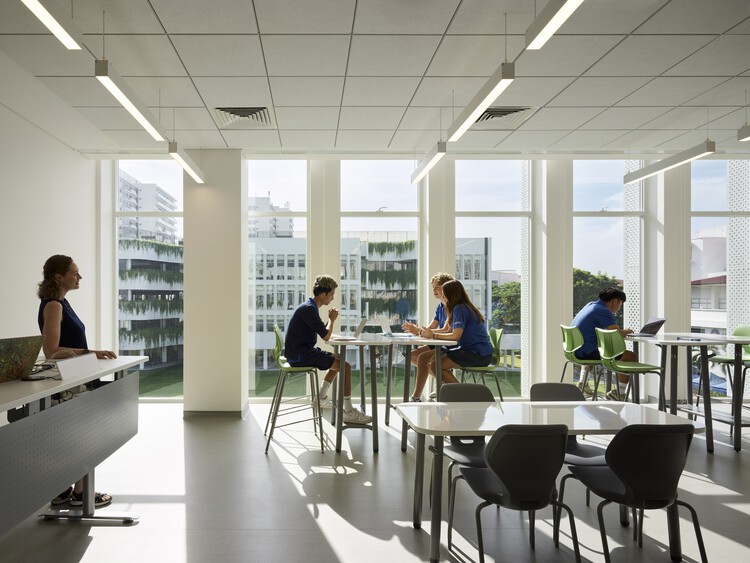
[116,161,184,398]
[247,160,308,398]
[455,160,530,398]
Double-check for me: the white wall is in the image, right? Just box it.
[0,104,101,341]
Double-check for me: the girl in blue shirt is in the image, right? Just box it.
[411,280,492,401]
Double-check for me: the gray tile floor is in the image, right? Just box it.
[1,402,749,562]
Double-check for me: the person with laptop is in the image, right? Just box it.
[401,272,454,398]
[571,287,637,400]
[409,279,492,401]
[284,274,371,425]
[37,254,115,508]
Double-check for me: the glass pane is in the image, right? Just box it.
[341,160,418,211]
[691,217,727,316]
[119,160,183,212]
[455,160,524,211]
[117,217,184,397]
[248,160,307,212]
[456,218,524,398]
[573,217,625,326]
[691,160,727,211]
[574,160,630,212]
[248,215,308,399]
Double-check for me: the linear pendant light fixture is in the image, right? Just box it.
[168,142,205,184]
[411,141,447,184]
[738,91,750,141]
[623,140,716,184]
[21,0,83,50]
[526,0,586,50]
[95,59,167,141]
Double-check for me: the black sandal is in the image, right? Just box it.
[51,486,73,506]
[69,491,113,508]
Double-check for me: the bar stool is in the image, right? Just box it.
[264,325,325,453]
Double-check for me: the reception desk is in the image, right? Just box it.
[0,356,147,537]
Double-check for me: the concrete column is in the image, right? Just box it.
[183,150,248,414]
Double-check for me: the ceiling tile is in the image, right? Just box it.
[643,106,736,131]
[549,77,652,107]
[102,129,165,150]
[339,107,405,130]
[586,35,714,77]
[396,107,453,131]
[656,129,733,149]
[449,130,512,149]
[193,77,272,108]
[635,0,750,34]
[343,77,420,106]
[493,77,577,108]
[127,77,204,108]
[348,35,440,76]
[91,35,186,76]
[0,36,92,76]
[354,0,460,34]
[389,129,439,151]
[275,107,340,129]
[706,108,745,130]
[618,77,728,106]
[410,77,488,107]
[448,0,535,35]
[170,35,265,76]
[78,107,143,130]
[427,35,525,77]
[335,130,394,149]
[151,0,258,33]
[280,130,336,149]
[556,0,664,34]
[263,35,350,76]
[495,131,568,150]
[38,77,118,107]
[271,77,344,106]
[515,36,624,77]
[223,130,281,149]
[604,129,690,150]
[550,130,628,151]
[146,107,217,130]
[665,36,750,77]
[254,0,356,33]
[519,107,603,130]
[686,77,750,106]
[0,1,54,33]
[69,0,162,33]
[171,130,228,149]
[580,107,672,130]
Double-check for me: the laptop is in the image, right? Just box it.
[332,318,368,341]
[0,335,44,384]
[629,317,666,337]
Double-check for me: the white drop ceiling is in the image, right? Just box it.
[1,0,750,158]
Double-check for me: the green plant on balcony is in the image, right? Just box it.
[120,269,183,286]
[361,268,416,290]
[119,298,184,316]
[367,240,416,257]
[119,323,183,349]
[119,238,183,258]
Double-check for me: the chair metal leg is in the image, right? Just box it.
[265,372,287,454]
[311,370,325,453]
[675,500,708,563]
[528,509,535,549]
[263,370,284,436]
[560,361,570,382]
[553,500,582,563]
[596,500,613,563]
[447,474,462,549]
[475,501,492,563]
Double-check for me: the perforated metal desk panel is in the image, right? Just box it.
[0,356,147,537]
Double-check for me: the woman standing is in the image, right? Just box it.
[38,254,116,508]
[409,279,492,401]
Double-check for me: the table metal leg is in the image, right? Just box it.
[700,346,714,453]
[659,345,668,411]
[385,345,394,426]
[370,346,379,453]
[335,345,346,453]
[685,346,693,409]
[667,502,683,561]
[733,344,743,452]
[435,347,443,397]
[669,345,679,414]
[413,432,425,529]
[359,347,366,413]
[401,345,412,452]
[430,435,444,563]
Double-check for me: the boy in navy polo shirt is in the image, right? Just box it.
[285,275,371,425]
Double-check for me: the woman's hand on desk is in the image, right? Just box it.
[402,321,419,335]
[93,349,118,359]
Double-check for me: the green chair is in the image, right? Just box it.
[457,327,505,400]
[264,324,325,454]
[702,324,750,413]
[560,325,604,397]
[595,328,665,409]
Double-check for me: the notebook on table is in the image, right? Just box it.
[629,317,666,337]
[332,318,368,341]
[0,335,44,383]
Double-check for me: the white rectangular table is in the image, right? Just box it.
[0,356,147,536]
[630,332,750,452]
[395,400,705,563]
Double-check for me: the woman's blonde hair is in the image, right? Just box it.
[441,279,485,326]
[37,254,72,299]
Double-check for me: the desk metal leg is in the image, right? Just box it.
[430,435,444,563]
[667,502,683,562]
[669,345,679,414]
[700,347,714,453]
[413,432,425,529]
[658,345,667,411]
[435,348,443,397]
[733,345,743,452]
[385,345,394,426]
[335,345,347,453]
[370,346,379,453]
[359,347,366,413]
[401,345,412,452]
[685,346,693,409]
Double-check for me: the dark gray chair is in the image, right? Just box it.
[448,424,581,563]
[430,383,495,505]
[567,424,707,563]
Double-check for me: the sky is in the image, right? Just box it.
[118,158,732,281]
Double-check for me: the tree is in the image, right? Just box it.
[573,268,623,325]
[490,281,521,331]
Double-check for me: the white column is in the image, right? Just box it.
[183,150,248,414]
[530,160,573,391]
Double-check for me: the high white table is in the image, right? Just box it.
[0,356,147,536]
[395,400,705,563]
[630,332,750,452]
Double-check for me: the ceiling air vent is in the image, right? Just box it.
[472,106,538,130]
[211,107,276,129]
